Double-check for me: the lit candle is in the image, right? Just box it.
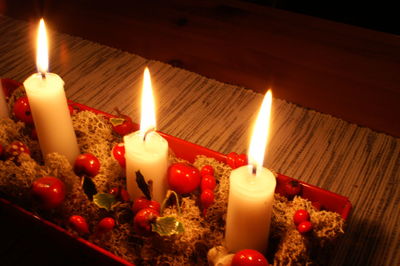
[225,90,276,253]
[0,79,9,118]
[23,19,79,164]
[124,67,169,203]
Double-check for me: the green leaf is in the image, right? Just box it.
[93,193,117,211]
[152,216,184,236]
[136,171,151,200]
[110,117,126,126]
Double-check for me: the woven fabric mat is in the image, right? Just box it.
[0,16,399,266]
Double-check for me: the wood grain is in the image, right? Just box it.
[2,0,400,137]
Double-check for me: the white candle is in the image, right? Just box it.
[23,19,79,165]
[124,68,169,203]
[0,79,9,118]
[225,90,276,253]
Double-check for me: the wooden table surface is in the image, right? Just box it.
[2,0,400,137]
[0,1,399,266]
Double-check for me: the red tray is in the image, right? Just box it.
[0,79,351,265]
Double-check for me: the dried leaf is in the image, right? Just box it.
[136,171,151,200]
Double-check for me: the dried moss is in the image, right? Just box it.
[0,86,346,265]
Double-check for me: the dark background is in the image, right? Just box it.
[252,0,399,35]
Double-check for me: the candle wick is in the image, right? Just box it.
[252,164,257,175]
[40,72,46,79]
[143,127,155,141]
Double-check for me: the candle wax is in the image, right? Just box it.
[23,73,79,164]
[225,166,276,253]
[124,130,168,203]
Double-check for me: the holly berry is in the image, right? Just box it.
[200,189,215,209]
[226,152,248,169]
[231,249,269,266]
[96,217,115,234]
[132,196,160,215]
[31,176,65,209]
[293,209,310,225]
[109,187,130,202]
[297,221,313,234]
[236,154,248,168]
[69,215,89,234]
[133,207,159,235]
[200,165,214,177]
[226,152,238,168]
[5,141,30,159]
[167,163,201,194]
[112,143,126,168]
[284,180,302,198]
[13,96,34,125]
[201,174,216,191]
[74,153,100,177]
[110,114,135,136]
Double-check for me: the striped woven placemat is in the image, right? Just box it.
[0,15,398,265]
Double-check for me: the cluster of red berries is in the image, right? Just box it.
[69,215,115,236]
[199,165,216,215]
[132,197,161,235]
[226,152,248,169]
[293,209,313,234]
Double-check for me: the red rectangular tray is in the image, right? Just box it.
[0,94,351,265]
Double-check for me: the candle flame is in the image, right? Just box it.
[248,90,272,176]
[140,67,157,133]
[36,18,49,74]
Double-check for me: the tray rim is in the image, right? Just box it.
[0,79,352,265]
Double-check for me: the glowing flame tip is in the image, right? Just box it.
[248,90,272,175]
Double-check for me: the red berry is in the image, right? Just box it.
[284,180,302,198]
[97,217,115,234]
[31,176,65,209]
[236,153,248,167]
[5,141,30,159]
[13,96,34,125]
[201,174,216,191]
[232,249,269,266]
[200,165,214,176]
[297,221,313,234]
[69,215,89,234]
[293,209,310,225]
[110,115,135,136]
[167,163,201,194]
[226,152,238,168]
[109,187,130,202]
[132,196,160,215]
[200,189,215,209]
[112,143,125,168]
[133,207,159,235]
[74,153,100,177]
